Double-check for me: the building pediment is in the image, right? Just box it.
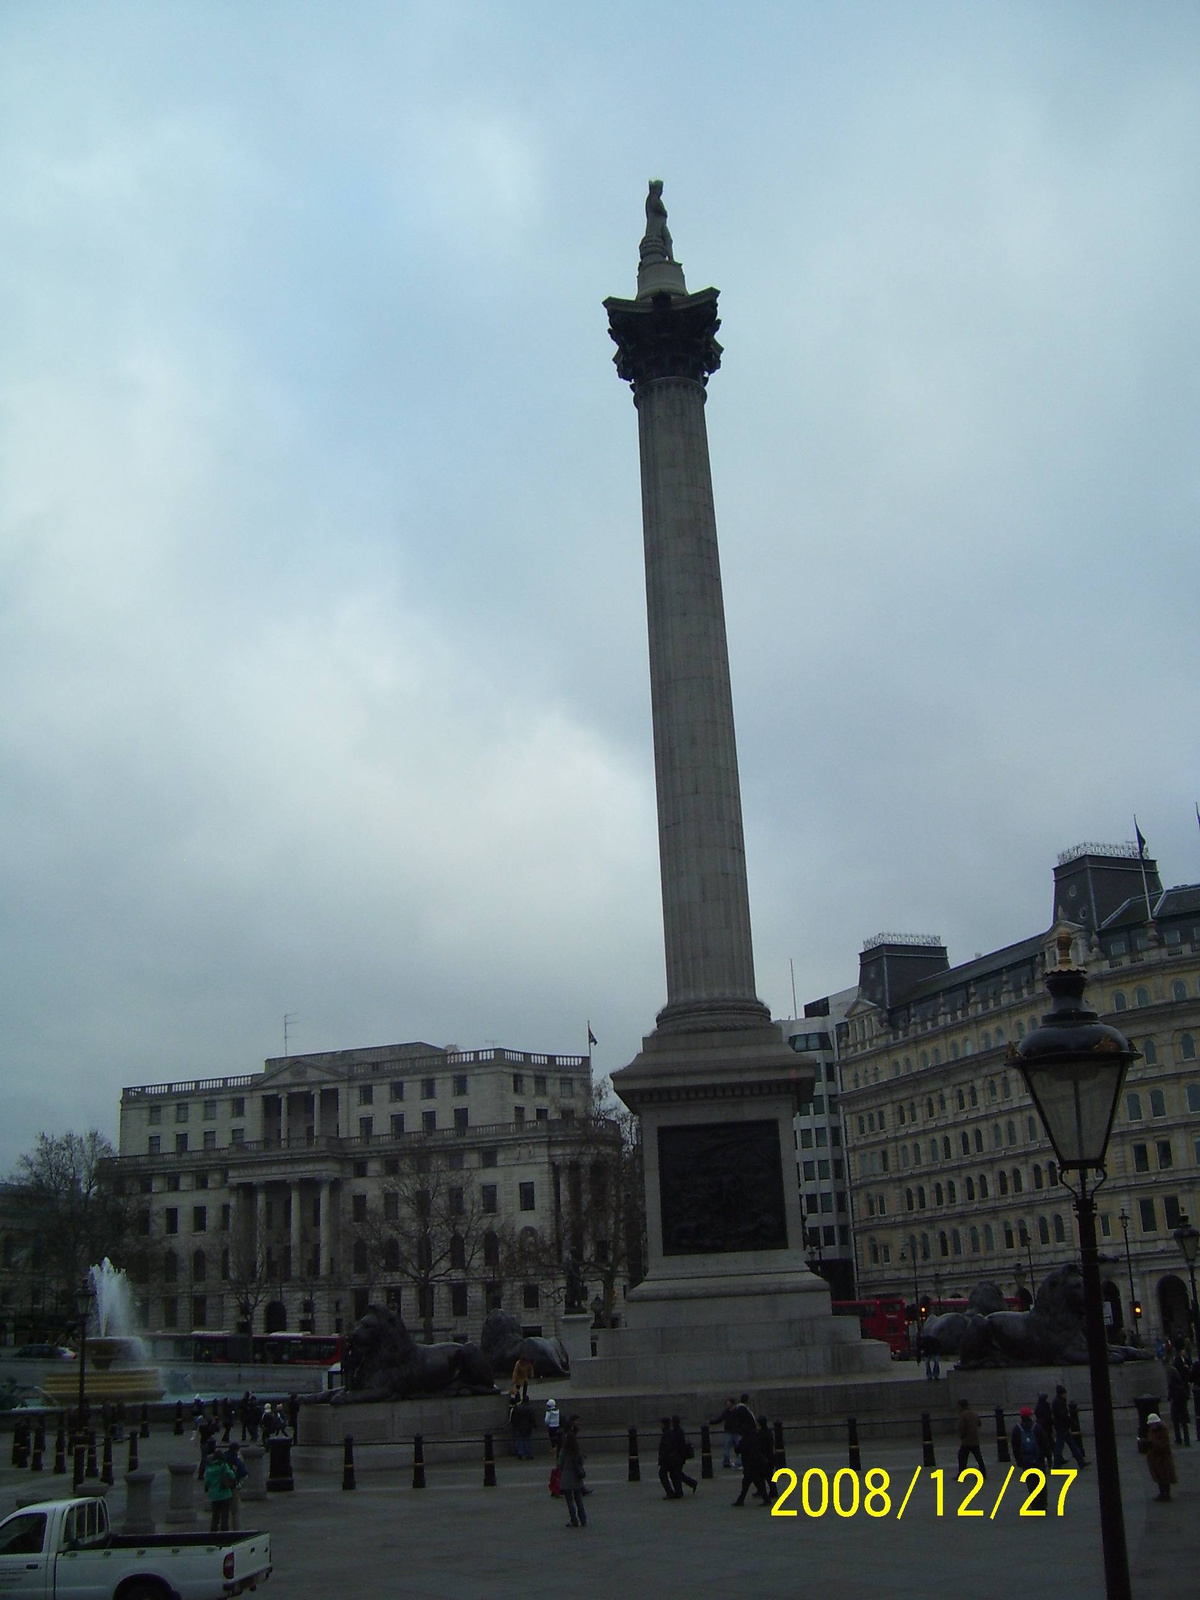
[258,1058,343,1091]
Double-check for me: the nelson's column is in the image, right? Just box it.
[599,184,887,1382]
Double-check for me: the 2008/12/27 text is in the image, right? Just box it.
[769,1466,1077,1519]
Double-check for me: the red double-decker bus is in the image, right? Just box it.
[832,1296,909,1356]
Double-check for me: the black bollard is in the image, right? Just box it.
[773,1419,787,1470]
[995,1407,1010,1463]
[342,1435,356,1490]
[483,1432,496,1487]
[12,1420,28,1469]
[140,1404,150,1439]
[174,1401,184,1436]
[127,1432,139,1474]
[85,1430,99,1480]
[700,1423,713,1479]
[101,1434,114,1486]
[72,1443,85,1490]
[53,1422,66,1475]
[30,1422,44,1473]
[920,1412,936,1469]
[627,1426,640,1483]
[266,1436,294,1492]
[412,1433,426,1490]
[101,1402,111,1437]
[847,1415,862,1472]
[1067,1400,1086,1461]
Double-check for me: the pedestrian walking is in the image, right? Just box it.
[956,1400,987,1477]
[670,1416,698,1495]
[558,1416,588,1528]
[219,1397,234,1444]
[1034,1392,1053,1441]
[1142,1414,1177,1502]
[544,1396,561,1447]
[1167,1363,1192,1448]
[511,1355,535,1403]
[709,1399,740,1469]
[1011,1407,1051,1471]
[1051,1385,1086,1467]
[222,1442,248,1530]
[203,1451,236,1533]
[731,1412,772,1507]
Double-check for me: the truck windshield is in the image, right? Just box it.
[0,1513,47,1555]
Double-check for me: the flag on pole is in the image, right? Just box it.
[587,1024,597,1048]
[1195,801,1199,834]
[1134,817,1147,858]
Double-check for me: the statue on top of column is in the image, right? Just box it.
[640,179,674,263]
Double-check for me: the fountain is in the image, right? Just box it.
[39,1260,164,1408]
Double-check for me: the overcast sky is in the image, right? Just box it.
[2,1,1198,1173]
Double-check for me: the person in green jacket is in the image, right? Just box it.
[204,1453,236,1532]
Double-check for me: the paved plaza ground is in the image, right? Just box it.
[3,1422,1198,1599]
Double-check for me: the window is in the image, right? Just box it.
[167,1174,180,1192]
[947,1181,956,1204]
[1126,1092,1143,1121]
[421,1078,437,1099]
[1038,1216,1050,1244]
[952,1228,962,1255]
[203,1100,216,1120]
[1052,1214,1065,1243]
[1032,1163,1043,1190]
[805,1162,817,1183]
[956,1089,965,1110]
[1157,1140,1173,1170]
[1143,1039,1159,1066]
[391,1114,405,1136]
[162,1296,178,1328]
[512,1073,525,1094]
[1027,1116,1037,1140]
[1133,1143,1150,1173]
[939,1230,949,1257]
[1004,1223,1014,1248]
[192,1249,206,1281]
[1164,1195,1184,1230]
[352,1240,368,1273]
[1001,1075,1010,1099]
[917,1187,926,1209]
[534,1074,547,1094]
[934,1183,944,1207]
[1149,1089,1166,1118]
[192,1206,207,1232]
[998,1172,1008,1196]
[960,1132,969,1156]
[965,1177,975,1201]
[148,1104,162,1124]
[942,1136,951,1160]
[202,1130,216,1150]
[422,1111,436,1134]
[231,1097,245,1117]
[815,1127,827,1148]
[231,1128,244,1145]
[987,1080,997,1103]
[1134,986,1149,1008]
[979,1175,989,1199]
[1181,1034,1196,1061]
[451,1283,470,1318]
[993,1123,1002,1149]
[352,1193,367,1222]
[905,1188,914,1211]
[453,1074,468,1096]
[148,1136,160,1155]
[1006,1120,1016,1145]
[359,1116,374,1139]
[818,1160,831,1181]
[1172,980,1188,1002]
[454,1107,469,1132]
[358,1085,373,1106]
[483,1231,500,1267]
[482,1185,498,1214]
[1188,1084,1200,1114]
[970,1227,980,1254]
[1138,1198,1157,1233]
[536,1107,548,1123]
[175,1103,189,1123]
[175,1133,189,1155]
[974,1129,984,1153]
[165,1208,178,1234]
[163,1249,178,1282]
[1114,991,1128,1011]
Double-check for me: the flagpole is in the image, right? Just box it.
[1134,817,1154,923]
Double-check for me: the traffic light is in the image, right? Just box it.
[1134,1300,1142,1320]
[918,1296,930,1321]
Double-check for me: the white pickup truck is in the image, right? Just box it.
[0,1496,271,1599]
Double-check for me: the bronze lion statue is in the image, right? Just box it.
[328,1305,497,1403]
[479,1309,570,1380]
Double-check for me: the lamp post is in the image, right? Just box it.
[900,1246,921,1347]
[1017,1222,1037,1303]
[1171,1215,1200,1349]
[74,1280,93,1439]
[1011,930,1138,1600]
[1118,1208,1140,1345]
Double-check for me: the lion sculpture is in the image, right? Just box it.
[921,1267,1150,1367]
[328,1305,497,1403]
[479,1309,570,1381]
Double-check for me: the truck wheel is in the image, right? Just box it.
[117,1583,171,1600]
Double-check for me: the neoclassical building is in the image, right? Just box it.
[838,845,1200,1342]
[113,1040,610,1340]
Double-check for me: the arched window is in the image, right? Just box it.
[892,1059,901,1076]
[898,1103,906,1125]
[979,1175,989,1199]
[968,1084,978,1107]
[853,1071,860,1089]
[1187,1084,1200,1114]
[918,1187,927,1209]
[1038,1216,1050,1244]
[1053,1214,1065,1243]
[974,1128,984,1153]
[933,1048,941,1065]
[1048,1161,1058,1186]
[912,1142,921,1167]
[1027,1116,1037,1140]
[952,1042,960,1060]
[998,1171,1009,1196]
[938,1091,946,1112]
[987,1080,998,1103]
[920,1233,930,1260]
[930,1141,939,1163]
[1113,991,1128,1011]
[1004,1223,1014,1248]
[1143,1039,1158,1066]
[956,1088,965,1110]
[1126,1092,1143,1121]
[905,1188,914,1211]
[920,1052,929,1071]
[901,1145,910,1169]
[993,1123,1003,1149]
[960,1132,970,1156]
[939,1231,949,1258]
[858,1116,866,1136]
[910,1101,917,1122]
[1007,1119,1016,1145]
[952,1228,962,1255]
[926,1097,935,1119]
[1172,980,1187,1002]
[963,1039,972,1056]
[1033,1163,1044,1189]
[1182,1034,1197,1062]
[1015,1020,1025,1039]
[947,1180,957,1204]
[984,1224,994,1251]
[935,1183,944,1207]
[965,1177,975,1201]
[904,1057,911,1073]
[1134,985,1149,1008]
[869,1239,879,1264]
[942,1136,951,1159]
[983,1031,992,1051]
[873,1066,880,1083]
[1001,1071,1010,1094]
[969,1227,980,1254]
[1012,1169,1023,1194]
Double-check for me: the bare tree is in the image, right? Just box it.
[225,1233,273,1336]
[552,1081,644,1325]
[8,1131,132,1335]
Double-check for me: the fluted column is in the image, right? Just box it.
[289,1182,301,1283]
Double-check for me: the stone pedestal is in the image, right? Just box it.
[557,1314,594,1368]
[165,1461,197,1525]
[266,1436,294,1491]
[122,1470,155,1537]
[240,1443,267,1501]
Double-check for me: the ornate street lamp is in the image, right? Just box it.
[1011,930,1138,1600]
[1171,1215,1200,1347]
[1118,1208,1140,1345]
[74,1279,93,1437]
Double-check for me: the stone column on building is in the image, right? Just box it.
[289,1182,301,1287]
[255,1186,267,1264]
[601,187,886,1376]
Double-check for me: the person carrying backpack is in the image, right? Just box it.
[1011,1407,1050,1472]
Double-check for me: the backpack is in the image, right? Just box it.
[1016,1426,1042,1468]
